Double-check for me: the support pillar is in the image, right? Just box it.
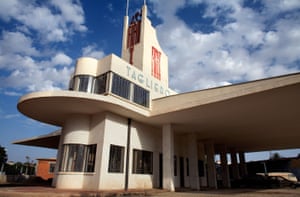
[198,142,207,187]
[162,124,175,191]
[188,133,200,190]
[205,141,217,189]
[230,150,240,180]
[239,152,248,178]
[220,145,230,188]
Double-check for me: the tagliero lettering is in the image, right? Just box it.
[126,65,170,96]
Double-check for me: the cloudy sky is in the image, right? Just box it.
[0,0,300,162]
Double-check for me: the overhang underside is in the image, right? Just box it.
[148,83,300,153]
[13,130,60,149]
[16,74,300,154]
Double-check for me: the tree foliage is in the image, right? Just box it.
[0,145,8,164]
[270,152,281,160]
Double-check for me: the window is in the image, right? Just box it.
[85,144,97,172]
[59,144,97,172]
[174,156,177,176]
[111,74,131,99]
[186,158,189,176]
[133,84,149,107]
[108,145,125,173]
[94,74,107,94]
[133,149,153,174]
[49,163,56,173]
[198,160,204,177]
[68,77,74,90]
[78,75,93,92]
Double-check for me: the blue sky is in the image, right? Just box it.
[0,0,300,163]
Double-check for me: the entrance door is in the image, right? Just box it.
[179,157,184,187]
[159,153,163,188]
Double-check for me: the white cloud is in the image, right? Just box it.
[0,1,84,93]
[51,53,73,66]
[3,114,20,119]
[50,0,87,32]
[2,64,73,92]
[82,45,105,59]
[263,0,300,14]
[0,31,39,56]
[3,91,22,96]
[0,0,87,42]
[150,0,300,91]
[0,31,74,92]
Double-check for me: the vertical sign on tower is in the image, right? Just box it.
[127,11,142,65]
[152,47,161,80]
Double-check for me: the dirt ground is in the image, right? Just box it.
[154,188,300,197]
[0,186,300,197]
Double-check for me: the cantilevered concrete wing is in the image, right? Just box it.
[149,72,300,153]
[13,130,61,149]
[16,72,300,153]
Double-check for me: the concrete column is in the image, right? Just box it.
[220,145,230,188]
[198,142,207,187]
[239,152,248,178]
[230,150,240,180]
[188,133,200,190]
[205,142,217,189]
[162,124,175,191]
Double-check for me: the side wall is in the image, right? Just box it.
[54,114,106,190]
[54,112,162,191]
[98,112,161,190]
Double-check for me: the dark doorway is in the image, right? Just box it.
[179,157,184,187]
[159,153,163,188]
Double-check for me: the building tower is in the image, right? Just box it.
[121,4,169,88]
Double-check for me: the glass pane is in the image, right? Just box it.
[59,144,95,172]
[85,144,97,172]
[69,77,74,90]
[108,145,124,173]
[133,84,149,107]
[74,144,85,172]
[49,163,56,173]
[94,74,107,94]
[132,149,153,174]
[111,74,131,99]
[78,75,93,92]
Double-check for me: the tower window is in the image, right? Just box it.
[78,75,93,93]
[112,74,131,99]
[94,73,107,94]
[133,84,149,107]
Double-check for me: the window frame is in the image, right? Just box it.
[133,84,149,107]
[59,144,97,173]
[111,73,131,99]
[132,149,153,174]
[108,145,125,173]
[174,155,177,176]
[94,73,108,94]
[49,162,56,174]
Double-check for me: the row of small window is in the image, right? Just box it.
[69,72,150,107]
[58,144,153,175]
[109,145,153,174]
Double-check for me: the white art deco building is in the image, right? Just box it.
[16,4,300,191]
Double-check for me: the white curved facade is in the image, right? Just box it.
[16,3,300,192]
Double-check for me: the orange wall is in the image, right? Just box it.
[36,159,56,180]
